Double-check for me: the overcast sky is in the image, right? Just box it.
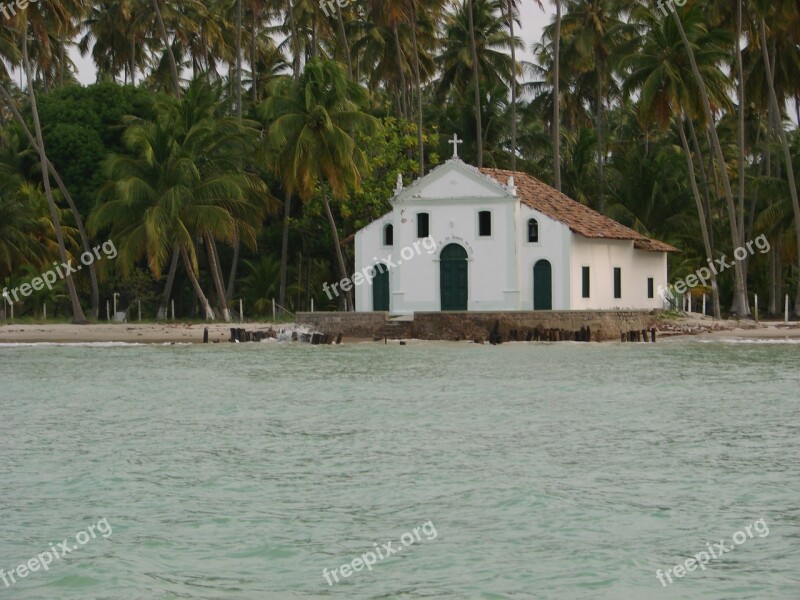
[71,4,556,85]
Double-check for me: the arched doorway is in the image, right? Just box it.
[533,260,552,310]
[440,244,468,311]
[372,263,390,311]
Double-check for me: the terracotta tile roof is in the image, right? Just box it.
[481,167,679,253]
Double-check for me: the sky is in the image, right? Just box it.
[71,4,557,85]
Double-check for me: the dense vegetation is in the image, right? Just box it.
[0,0,798,322]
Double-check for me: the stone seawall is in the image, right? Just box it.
[297,311,662,342]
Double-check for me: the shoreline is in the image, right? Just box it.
[1,319,799,345]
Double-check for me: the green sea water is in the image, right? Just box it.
[0,338,798,599]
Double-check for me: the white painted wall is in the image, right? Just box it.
[517,205,572,310]
[569,235,667,310]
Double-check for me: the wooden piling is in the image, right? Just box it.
[203,328,209,343]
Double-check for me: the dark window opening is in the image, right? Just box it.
[647,277,654,299]
[527,218,539,243]
[417,213,430,238]
[384,224,393,246]
[478,211,492,236]
[614,268,622,299]
[582,267,590,298]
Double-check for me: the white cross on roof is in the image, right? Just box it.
[448,133,463,159]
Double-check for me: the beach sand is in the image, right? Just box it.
[0,323,281,344]
[1,319,799,344]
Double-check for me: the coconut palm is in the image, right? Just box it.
[261,59,380,311]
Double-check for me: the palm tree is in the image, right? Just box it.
[755,5,800,316]
[91,83,268,321]
[669,5,749,316]
[262,59,379,311]
[553,0,562,190]
[467,0,483,166]
[437,0,517,164]
[14,7,88,322]
[620,7,732,317]
[559,0,628,213]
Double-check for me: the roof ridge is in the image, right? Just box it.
[479,167,678,253]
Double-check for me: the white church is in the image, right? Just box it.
[354,137,677,314]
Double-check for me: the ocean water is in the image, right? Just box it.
[0,338,798,599]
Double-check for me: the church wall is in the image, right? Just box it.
[569,235,667,310]
[517,205,572,310]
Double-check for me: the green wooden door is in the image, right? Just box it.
[533,260,552,310]
[372,264,390,311]
[440,244,468,311]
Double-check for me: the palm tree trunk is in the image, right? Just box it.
[595,59,604,213]
[151,0,181,97]
[672,10,748,316]
[181,246,214,320]
[226,235,240,300]
[407,0,425,176]
[759,19,800,316]
[21,27,87,324]
[392,21,407,120]
[678,117,721,318]
[287,0,301,78]
[158,246,180,319]
[251,11,258,104]
[321,186,353,311]
[467,0,483,167]
[687,116,714,253]
[336,7,353,80]
[506,0,517,171]
[553,0,561,191]
[0,86,100,318]
[279,191,292,308]
[205,234,231,322]
[235,0,243,118]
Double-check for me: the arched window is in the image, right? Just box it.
[527,218,539,243]
[384,224,393,246]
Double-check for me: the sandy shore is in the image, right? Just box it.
[699,323,800,340]
[1,319,799,344]
[0,322,291,344]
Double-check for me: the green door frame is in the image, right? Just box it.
[440,244,468,311]
[533,259,553,310]
[372,263,390,311]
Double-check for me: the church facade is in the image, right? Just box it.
[354,152,677,314]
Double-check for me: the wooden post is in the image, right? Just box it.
[171,299,175,320]
[651,328,657,343]
[43,303,46,320]
[621,332,626,343]
[754,294,759,323]
[239,299,243,323]
[203,327,209,343]
[585,326,591,342]
[786,294,790,323]
[138,299,142,322]
[311,298,315,313]
[106,300,110,322]
[272,298,276,321]
[702,293,706,316]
